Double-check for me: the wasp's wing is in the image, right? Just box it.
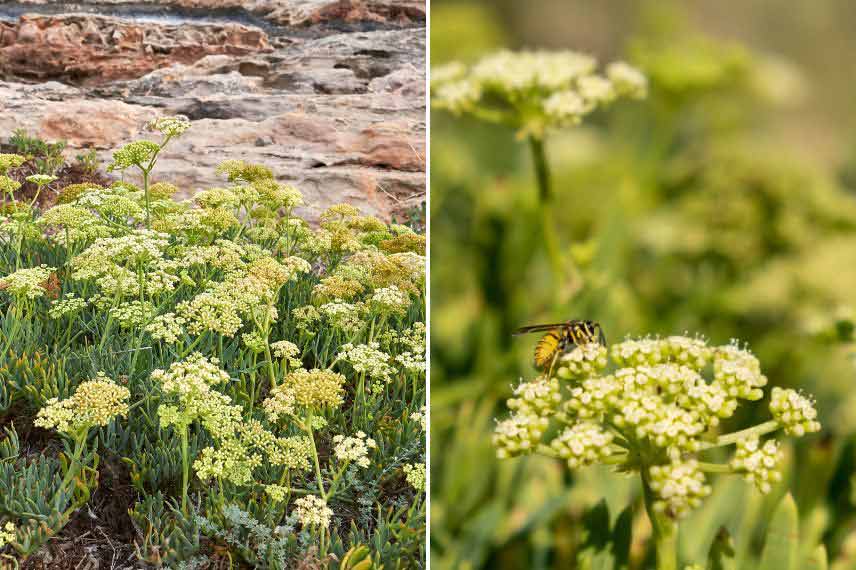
[513,323,566,335]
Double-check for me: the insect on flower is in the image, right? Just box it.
[514,319,607,374]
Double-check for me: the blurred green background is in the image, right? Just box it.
[430,1,856,568]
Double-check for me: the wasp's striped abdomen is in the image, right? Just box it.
[534,329,562,369]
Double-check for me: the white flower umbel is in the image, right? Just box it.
[294,495,333,529]
[493,334,821,569]
[332,431,377,468]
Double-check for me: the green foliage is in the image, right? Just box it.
[8,129,66,175]
[758,493,799,570]
[74,149,99,177]
[129,492,202,566]
[0,426,98,556]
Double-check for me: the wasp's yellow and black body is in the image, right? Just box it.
[514,319,607,372]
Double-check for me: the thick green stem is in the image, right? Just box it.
[142,169,151,228]
[305,412,327,499]
[180,427,190,512]
[642,471,678,570]
[29,184,45,209]
[57,435,86,510]
[261,318,277,388]
[528,136,563,280]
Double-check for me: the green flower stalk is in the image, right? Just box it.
[107,116,190,228]
[25,174,57,208]
[493,335,820,570]
[432,51,647,281]
[151,352,232,511]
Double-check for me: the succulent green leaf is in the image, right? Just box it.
[759,493,799,570]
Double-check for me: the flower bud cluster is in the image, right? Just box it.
[649,460,712,519]
[277,368,345,411]
[507,376,562,417]
[48,294,88,319]
[432,51,646,134]
[370,285,411,316]
[152,353,230,399]
[610,337,669,367]
[550,423,615,468]
[194,436,261,486]
[333,431,377,468]
[493,414,549,459]
[411,405,426,431]
[0,265,55,300]
[556,343,608,380]
[714,342,767,400]
[0,521,15,548]
[0,176,21,195]
[109,300,155,329]
[145,312,186,344]
[147,115,191,138]
[403,463,426,492]
[27,174,57,187]
[337,342,396,390]
[769,387,821,436]
[242,331,267,354]
[731,438,782,494]
[265,484,289,503]
[0,154,25,174]
[271,340,302,368]
[108,140,160,171]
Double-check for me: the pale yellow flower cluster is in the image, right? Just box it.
[0,521,16,548]
[271,340,302,368]
[147,115,191,138]
[281,368,346,410]
[294,495,333,528]
[0,265,55,300]
[403,463,426,492]
[333,431,377,468]
[265,484,289,503]
[432,50,647,134]
[35,373,130,436]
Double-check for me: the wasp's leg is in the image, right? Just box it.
[547,352,560,378]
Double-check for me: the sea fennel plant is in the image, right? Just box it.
[0,119,426,568]
[493,336,820,570]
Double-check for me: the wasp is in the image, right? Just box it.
[514,319,606,374]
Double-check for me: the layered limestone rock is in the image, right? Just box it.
[0,5,425,223]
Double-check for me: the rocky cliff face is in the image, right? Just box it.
[0,2,425,223]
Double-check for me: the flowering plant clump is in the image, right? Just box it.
[494,335,820,569]
[0,118,425,566]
